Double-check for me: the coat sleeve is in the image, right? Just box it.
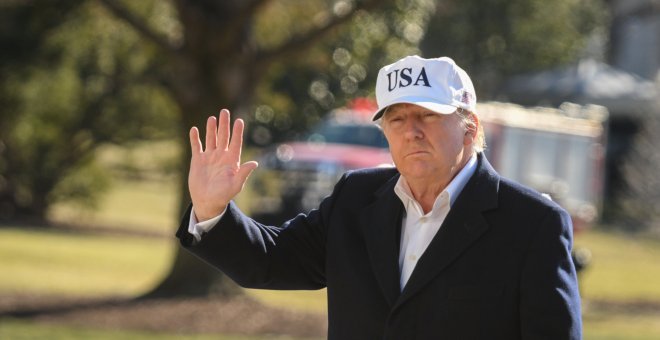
[519,206,582,339]
[175,172,351,290]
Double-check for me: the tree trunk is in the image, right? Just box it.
[144,133,243,298]
[144,58,259,297]
[145,243,243,298]
[126,0,372,298]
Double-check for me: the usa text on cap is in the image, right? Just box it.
[372,55,476,121]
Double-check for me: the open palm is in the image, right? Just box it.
[188,109,258,222]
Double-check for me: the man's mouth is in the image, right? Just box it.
[406,150,428,157]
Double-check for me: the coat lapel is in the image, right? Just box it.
[395,154,500,307]
[359,174,404,307]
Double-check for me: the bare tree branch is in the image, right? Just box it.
[255,0,385,65]
[228,0,274,30]
[97,0,178,52]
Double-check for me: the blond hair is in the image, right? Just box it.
[377,104,487,153]
[455,108,486,153]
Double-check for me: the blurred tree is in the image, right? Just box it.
[93,0,436,297]
[0,1,80,220]
[420,0,607,98]
[617,110,660,233]
[246,0,437,145]
[0,1,177,222]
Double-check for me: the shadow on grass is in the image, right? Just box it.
[585,298,660,316]
[0,294,326,338]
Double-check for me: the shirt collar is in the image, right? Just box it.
[394,154,478,213]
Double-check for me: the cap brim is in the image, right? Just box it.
[371,98,457,121]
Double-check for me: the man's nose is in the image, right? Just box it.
[403,119,423,140]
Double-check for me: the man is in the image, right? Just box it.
[177,55,582,339]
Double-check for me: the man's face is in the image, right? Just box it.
[381,103,470,185]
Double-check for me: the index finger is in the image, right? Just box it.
[189,127,202,155]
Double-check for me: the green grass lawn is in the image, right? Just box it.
[583,309,660,340]
[48,140,182,235]
[574,230,660,339]
[0,318,311,340]
[576,230,660,302]
[2,224,659,339]
[0,226,174,297]
[48,179,180,235]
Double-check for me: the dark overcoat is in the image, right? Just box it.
[177,154,582,339]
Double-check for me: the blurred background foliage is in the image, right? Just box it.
[420,0,608,97]
[0,1,177,221]
[0,0,606,225]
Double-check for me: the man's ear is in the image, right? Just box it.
[465,112,479,136]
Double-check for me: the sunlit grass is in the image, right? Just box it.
[0,319,305,340]
[2,222,660,338]
[574,229,660,339]
[0,223,326,312]
[576,229,660,302]
[47,140,257,235]
[583,308,660,340]
[0,226,174,297]
[245,288,327,314]
[48,178,180,235]
[48,139,182,235]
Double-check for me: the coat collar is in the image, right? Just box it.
[359,153,500,308]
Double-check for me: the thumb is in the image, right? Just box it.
[237,161,259,183]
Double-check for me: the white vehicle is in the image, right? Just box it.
[479,101,608,232]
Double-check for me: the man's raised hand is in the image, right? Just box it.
[188,109,258,222]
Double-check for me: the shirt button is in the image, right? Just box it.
[419,217,427,223]
[409,255,418,261]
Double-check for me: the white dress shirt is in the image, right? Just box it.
[394,155,477,290]
[189,155,478,291]
[188,208,223,243]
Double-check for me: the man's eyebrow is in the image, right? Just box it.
[383,108,400,117]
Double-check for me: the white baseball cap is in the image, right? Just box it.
[372,55,477,121]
